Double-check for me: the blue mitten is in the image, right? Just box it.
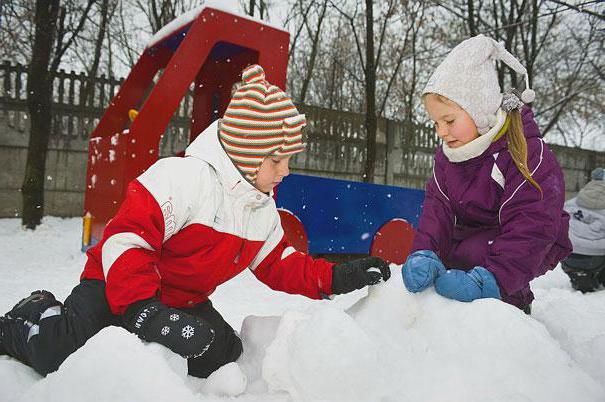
[402,250,446,293]
[434,266,501,302]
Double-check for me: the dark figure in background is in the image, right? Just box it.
[562,167,605,292]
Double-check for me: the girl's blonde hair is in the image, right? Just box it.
[423,93,542,196]
[507,109,542,197]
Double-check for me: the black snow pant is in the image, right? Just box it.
[562,253,605,293]
[2,279,242,377]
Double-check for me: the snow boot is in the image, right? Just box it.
[567,270,602,293]
[562,263,603,293]
[598,264,605,289]
[561,254,605,293]
[6,290,62,323]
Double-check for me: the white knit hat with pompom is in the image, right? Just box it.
[423,34,535,134]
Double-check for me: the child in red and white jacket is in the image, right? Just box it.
[0,65,390,378]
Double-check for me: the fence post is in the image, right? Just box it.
[587,150,597,181]
[57,69,65,104]
[2,61,11,98]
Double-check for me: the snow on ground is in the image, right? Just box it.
[1,217,604,402]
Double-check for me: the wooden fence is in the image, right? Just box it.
[0,61,603,217]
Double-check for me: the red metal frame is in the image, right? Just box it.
[83,7,289,246]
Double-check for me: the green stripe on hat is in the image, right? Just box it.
[220,64,306,183]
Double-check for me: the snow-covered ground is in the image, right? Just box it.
[0,217,604,402]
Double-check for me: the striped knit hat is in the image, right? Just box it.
[220,64,306,182]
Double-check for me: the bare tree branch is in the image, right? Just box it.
[546,0,605,21]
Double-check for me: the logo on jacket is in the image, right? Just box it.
[573,210,584,221]
[573,209,596,224]
[161,201,176,239]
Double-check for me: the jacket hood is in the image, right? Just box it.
[519,106,541,140]
[487,106,541,154]
[184,120,271,200]
[577,180,605,210]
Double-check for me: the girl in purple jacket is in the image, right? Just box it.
[402,35,572,312]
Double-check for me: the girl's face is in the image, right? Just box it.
[254,155,291,193]
[424,94,479,148]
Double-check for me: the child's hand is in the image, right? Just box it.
[332,256,391,294]
[123,298,215,358]
[434,266,501,302]
[401,250,446,293]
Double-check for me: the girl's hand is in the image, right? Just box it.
[401,250,446,293]
[434,266,501,302]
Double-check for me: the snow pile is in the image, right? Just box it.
[16,328,198,402]
[197,362,248,397]
[351,275,602,402]
[235,270,603,402]
[258,308,384,401]
[1,218,605,402]
[532,269,605,385]
[0,358,39,402]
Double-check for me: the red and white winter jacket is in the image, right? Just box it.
[81,120,335,315]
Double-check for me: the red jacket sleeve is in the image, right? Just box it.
[250,215,335,299]
[93,180,165,315]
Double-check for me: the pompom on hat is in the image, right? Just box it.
[422,34,535,134]
[220,64,306,182]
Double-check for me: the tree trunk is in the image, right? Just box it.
[82,0,110,107]
[299,0,328,103]
[145,0,177,33]
[21,0,60,229]
[363,0,377,183]
[466,0,477,35]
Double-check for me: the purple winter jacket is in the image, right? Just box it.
[412,107,572,308]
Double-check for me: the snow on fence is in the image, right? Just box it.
[0,61,603,217]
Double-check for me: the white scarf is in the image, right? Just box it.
[442,108,507,163]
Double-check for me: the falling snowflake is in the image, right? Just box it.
[182,325,195,339]
[169,314,180,321]
[161,326,170,336]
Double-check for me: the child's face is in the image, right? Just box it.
[254,155,292,193]
[424,94,479,148]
